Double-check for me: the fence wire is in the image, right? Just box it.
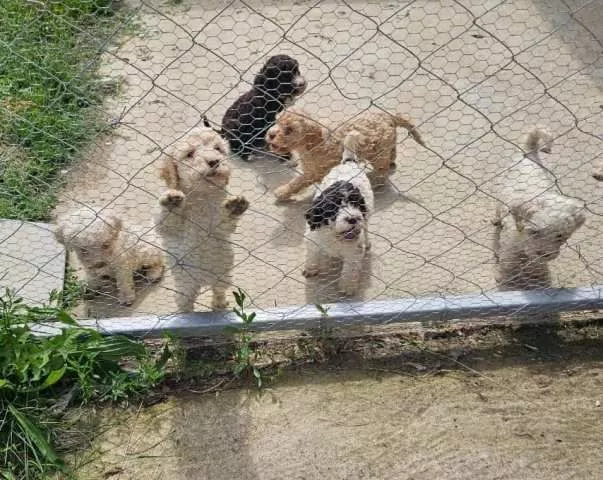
[0,0,602,328]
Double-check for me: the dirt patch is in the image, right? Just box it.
[71,321,602,479]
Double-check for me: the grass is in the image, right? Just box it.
[0,0,125,220]
[0,289,170,479]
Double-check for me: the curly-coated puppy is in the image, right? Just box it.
[303,131,374,296]
[496,127,585,262]
[266,108,425,201]
[492,205,552,290]
[155,126,249,312]
[54,208,164,305]
[220,54,306,161]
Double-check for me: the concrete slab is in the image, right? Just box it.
[53,0,603,319]
[0,220,65,306]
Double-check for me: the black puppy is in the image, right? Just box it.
[219,54,306,161]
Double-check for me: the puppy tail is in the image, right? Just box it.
[202,115,223,136]
[392,115,425,147]
[342,130,363,164]
[526,127,553,155]
[53,224,65,245]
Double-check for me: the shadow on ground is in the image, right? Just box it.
[72,320,602,480]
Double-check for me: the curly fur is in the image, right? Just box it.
[220,54,306,161]
[497,127,585,262]
[155,126,249,312]
[54,208,164,305]
[303,131,374,296]
[492,205,552,290]
[267,108,425,201]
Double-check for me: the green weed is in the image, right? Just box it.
[0,0,127,220]
[0,289,170,479]
[227,289,265,389]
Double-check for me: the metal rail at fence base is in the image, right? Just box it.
[35,285,603,338]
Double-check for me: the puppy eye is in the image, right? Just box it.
[102,242,111,249]
[186,150,195,158]
[214,145,222,153]
[556,234,564,241]
[283,126,292,135]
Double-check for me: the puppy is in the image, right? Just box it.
[54,208,164,305]
[155,125,249,312]
[303,131,374,296]
[267,108,425,201]
[492,205,552,290]
[497,127,586,264]
[220,54,306,161]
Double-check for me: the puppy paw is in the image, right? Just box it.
[274,185,292,202]
[302,266,320,278]
[159,189,185,210]
[224,196,249,217]
[338,283,358,297]
[211,295,229,310]
[144,263,164,283]
[118,291,136,306]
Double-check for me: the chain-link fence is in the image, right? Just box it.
[1,0,602,331]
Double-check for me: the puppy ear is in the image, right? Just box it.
[202,115,223,136]
[104,216,122,245]
[305,204,324,231]
[160,156,180,189]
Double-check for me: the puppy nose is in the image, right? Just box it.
[207,159,219,168]
[346,217,359,225]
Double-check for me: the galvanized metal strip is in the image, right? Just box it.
[33,286,603,337]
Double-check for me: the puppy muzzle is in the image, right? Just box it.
[338,225,362,241]
[293,75,307,95]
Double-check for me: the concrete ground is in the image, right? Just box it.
[71,323,602,479]
[53,0,603,318]
[0,220,65,305]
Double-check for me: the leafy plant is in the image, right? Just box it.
[227,289,264,388]
[0,289,170,479]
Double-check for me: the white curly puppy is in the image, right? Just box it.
[496,127,585,266]
[54,208,164,305]
[303,131,374,296]
[155,125,249,312]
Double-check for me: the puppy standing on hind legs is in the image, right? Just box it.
[303,131,374,297]
[154,126,249,312]
[492,205,552,291]
[493,126,586,291]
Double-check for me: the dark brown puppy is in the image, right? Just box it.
[218,54,306,161]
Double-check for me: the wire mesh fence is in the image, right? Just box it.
[1,0,602,330]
